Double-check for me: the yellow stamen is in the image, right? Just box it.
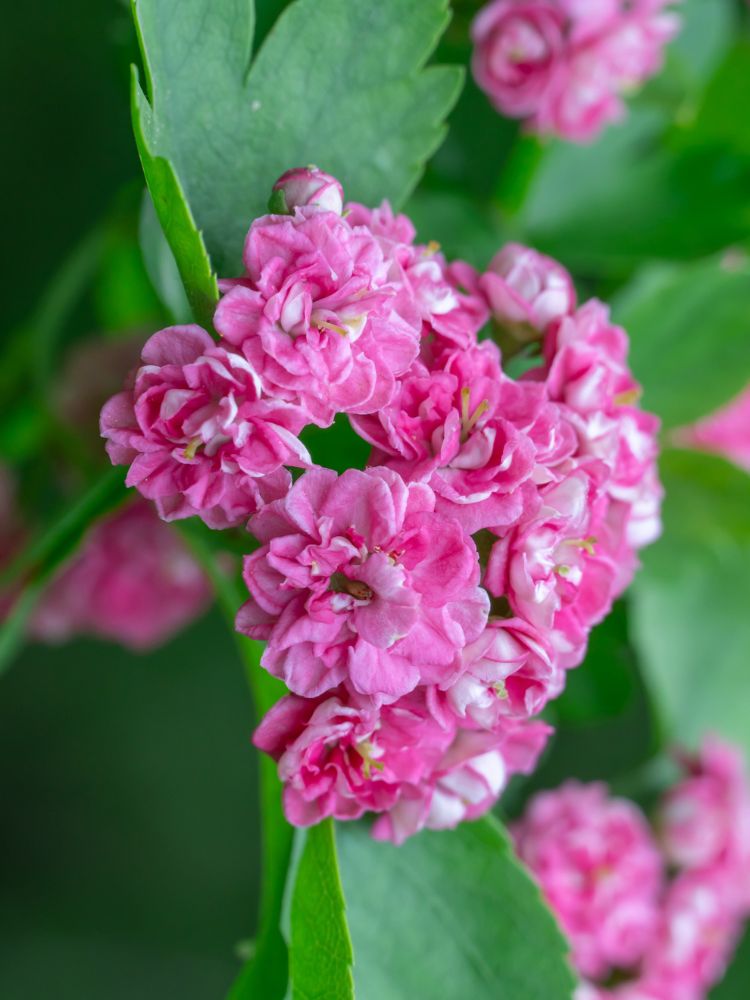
[567,536,597,556]
[183,437,202,460]
[614,388,641,406]
[317,319,349,337]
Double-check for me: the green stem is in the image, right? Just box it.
[494,132,548,221]
[0,467,128,674]
[174,521,292,1000]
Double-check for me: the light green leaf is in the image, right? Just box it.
[612,255,750,429]
[631,449,750,756]
[287,820,354,1000]
[131,60,219,329]
[139,192,192,324]
[333,816,575,999]
[131,0,463,276]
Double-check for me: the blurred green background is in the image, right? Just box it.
[0,4,262,997]
[3,0,750,996]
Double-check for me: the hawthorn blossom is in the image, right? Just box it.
[101,325,308,529]
[353,343,539,534]
[345,200,489,357]
[440,616,564,725]
[236,467,489,699]
[372,719,552,844]
[471,0,681,142]
[479,242,577,336]
[214,207,420,426]
[513,781,664,980]
[32,500,211,650]
[253,686,455,827]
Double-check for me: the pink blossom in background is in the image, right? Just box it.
[513,781,664,980]
[236,466,489,700]
[659,738,750,908]
[101,325,308,529]
[677,385,750,472]
[32,500,212,651]
[471,0,681,142]
[516,737,750,998]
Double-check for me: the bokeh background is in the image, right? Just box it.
[2,0,750,997]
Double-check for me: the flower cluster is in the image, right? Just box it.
[471,0,681,142]
[101,167,662,840]
[513,737,750,999]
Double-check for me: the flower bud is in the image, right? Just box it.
[271,166,344,215]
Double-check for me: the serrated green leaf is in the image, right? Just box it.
[612,255,750,429]
[131,0,463,276]
[333,816,575,999]
[288,820,354,1000]
[631,449,750,757]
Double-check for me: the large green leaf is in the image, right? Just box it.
[287,821,354,1000]
[612,255,750,429]
[631,449,750,756]
[131,0,462,276]
[330,817,574,999]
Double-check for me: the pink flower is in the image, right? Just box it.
[485,470,621,667]
[441,616,564,724]
[236,467,489,699]
[677,385,750,472]
[659,737,750,907]
[471,2,568,119]
[31,500,212,650]
[352,343,538,534]
[373,719,552,844]
[479,242,577,335]
[471,0,680,142]
[271,166,344,215]
[253,685,455,827]
[642,870,743,996]
[346,201,488,357]
[513,781,664,981]
[101,325,309,528]
[215,208,420,426]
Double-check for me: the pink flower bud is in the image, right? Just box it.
[480,242,577,334]
[271,166,344,215]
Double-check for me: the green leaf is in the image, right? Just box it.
[131,60,219,329]
[631,449,750,757]
[287,820,354,1000]
[333,816,575,999]
[711,925,750,998]
[139,191,192,324]
[612,255,750,429]
[131,0,463,276]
